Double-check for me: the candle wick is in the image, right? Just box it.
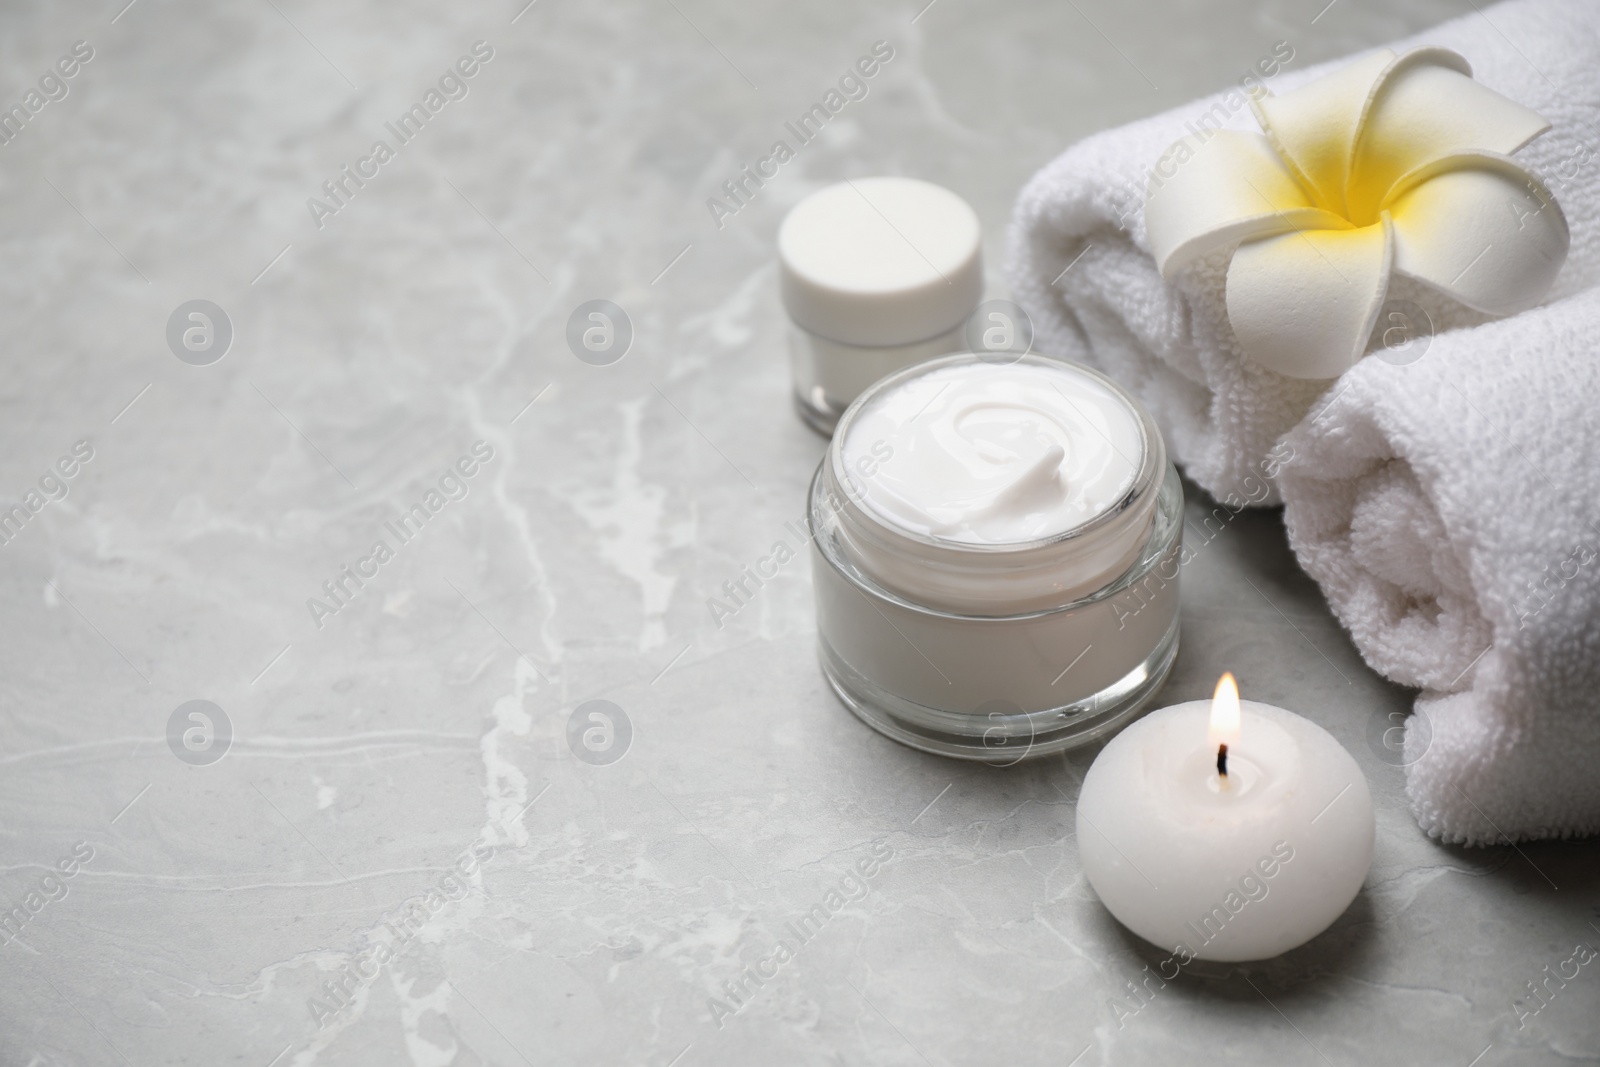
[1216,743,1228,779]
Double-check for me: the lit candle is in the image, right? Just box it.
[1077,673,1375,961]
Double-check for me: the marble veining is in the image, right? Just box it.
[0,0,1595,1065]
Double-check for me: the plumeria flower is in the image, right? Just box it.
[1145,47,1568,379]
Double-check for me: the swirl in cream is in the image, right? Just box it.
[839,360,1144,545]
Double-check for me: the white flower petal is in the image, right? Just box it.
[1226,219,1393,379]
[1346,47,1550,222]
[1145,130,1347,278]
[1387,152,1569,315]
[1251,48,1397,217]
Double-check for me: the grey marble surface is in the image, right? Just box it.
[2,0,1598,1064]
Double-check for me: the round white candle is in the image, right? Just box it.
[1077,677,1374,961]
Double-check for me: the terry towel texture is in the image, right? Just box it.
[1009,0,1600,843]
[1279,289,1600,845]
[1007,0,1600,505]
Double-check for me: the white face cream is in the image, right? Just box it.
[839,361,1143,544]
[808,354,1184,762]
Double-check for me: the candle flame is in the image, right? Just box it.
[1209,672,1241,749]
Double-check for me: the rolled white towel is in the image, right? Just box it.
[1007,0,1600,504]
[1278,287,1600,845]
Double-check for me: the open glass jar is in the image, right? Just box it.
[808,353,1183,762]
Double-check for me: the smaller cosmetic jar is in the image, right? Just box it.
[779,177,983,435]
[808,353,1183,762]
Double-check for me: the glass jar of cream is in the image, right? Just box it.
[779,177,983,435]
[808,353,1183,762]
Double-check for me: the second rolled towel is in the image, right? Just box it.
[1277,287,1600,846]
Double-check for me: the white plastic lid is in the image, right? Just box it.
[778,177,983,348]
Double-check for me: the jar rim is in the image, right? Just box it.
[826,352,1163,555]
[807,461,1185,622]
